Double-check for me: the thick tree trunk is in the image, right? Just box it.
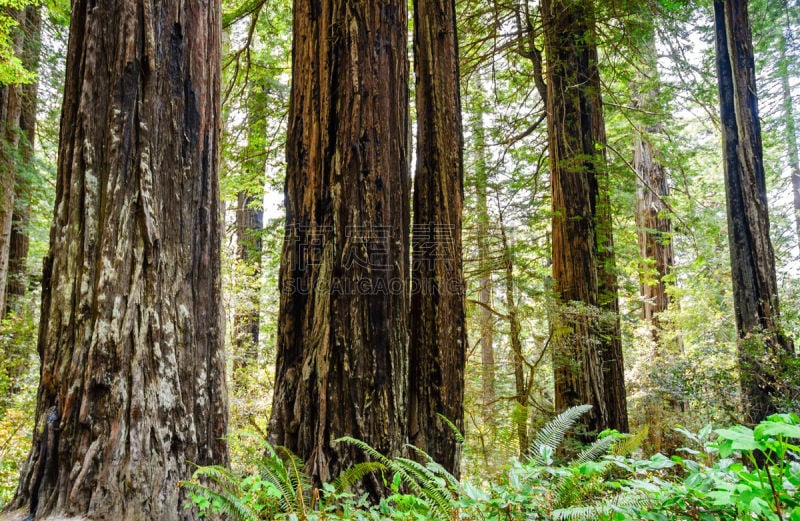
[268,0,410,496]
[409,0,466,478]
[543,0,627,436]
[0,8,25,316]
[232,190,262,371]
[713,0,794,424]
[6,5,40,313]
[9,1,228,519]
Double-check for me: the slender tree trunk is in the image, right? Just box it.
[593,93,629,434]
[633,22,681,448]
[8,1,228,519]
[6,5,40,314]
[409,0,466,478]
[268,0,410,496]
[713,0,795,424]
[777,6,800,245]
[468,82,496,424]
[500,222,528,455]
[0,8,25,316]
[543,0,626,436]
[232,190,262,372]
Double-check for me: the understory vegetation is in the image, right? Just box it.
[182,406,800,520]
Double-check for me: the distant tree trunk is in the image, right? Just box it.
[632,22,681,448]
[232,189,262,372]
[0,8,25,316]
[268,0,409,496]
[8,1,228,519]
[592,88,629,435]
[777,5,800,244]
[409,0,466,478]
[468,82,496,424]
[713,0,795,424]
[500,221,529,455]
[6,5,40,314]
[543,0,627,436]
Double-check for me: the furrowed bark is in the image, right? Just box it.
[409,0,467,478]
[9,1,228,519]
[713,0,794,424]
[6,5,41,313]
[268,0,410,497]
[543,0,627,436]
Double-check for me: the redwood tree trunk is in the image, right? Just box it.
[713,0,794,424]
[0,8,25,316]
[409,0,466,478]
[469,85,496,425]
[543,0,627,435]
[233,190,262,371]
[500,223,529,455]
[9,1,228,519]
[6,5,41,313]
[777,5,800,244]
[268,0,410,496]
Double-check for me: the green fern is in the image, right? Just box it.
[550,491,650,520]
[330,461,386,494]
[336,436,459,521]
[527,404,593,464]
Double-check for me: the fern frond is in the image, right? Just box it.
[575,435,615,464]
[331,461,386,493]
[437,413,466,445]
[614,426,648,457]
[550,492,650,521]
[405,444,461,490]
[190,464,242,492]
[181,480,260,521]
[528,405,593,464]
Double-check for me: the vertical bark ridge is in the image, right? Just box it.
[10,2,227,519]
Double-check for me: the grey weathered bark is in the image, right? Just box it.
[713,0,795,424]
[6,5,41,313]
[543,0,627,436]
[8,1,228,519]
[409,0,466,478]
[268,0,410,496]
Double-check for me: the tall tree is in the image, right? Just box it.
[233,189,262,371]
[543,0,627,436]
[713,0,794,423]
[467,81,496,426]
[268,0,410,495]
[776,1,800,244]
[409,0,466,477]
[0,7,25,316]
[6,5,40,313]
[8,1,228,518]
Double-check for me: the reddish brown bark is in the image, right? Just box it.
[6,6,40,313]
[268,0,410,496]
[9,1,228,519]
[409,0,466,477]
[543,0,627,436]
